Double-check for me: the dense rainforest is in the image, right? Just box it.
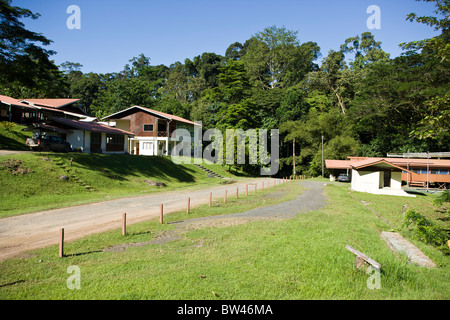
[1,0,449,177]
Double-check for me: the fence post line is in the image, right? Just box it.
[59,228,64,258]
[122,213,127,236]
[246,184,248,196]
[160,204,163,224]
[187,197,190,214]
[209,192,212,207]
[224,189,227,203]
[262,181,264,191]
[236,187,239,199]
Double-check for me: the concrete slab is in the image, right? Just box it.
[381,231,436,268]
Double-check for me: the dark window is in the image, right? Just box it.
[106,134,124,152]
[143,124,153,132]
[158,122,167,132]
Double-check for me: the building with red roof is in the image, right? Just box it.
[103,106,200,156]
[326,155,450,196]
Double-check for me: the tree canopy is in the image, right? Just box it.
[1,0,448,176]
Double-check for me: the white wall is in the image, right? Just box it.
[351,169,380,193]
[351,169,415,197]
[391,171,402,190]
[66,130,84,151]
[84,131,91,153]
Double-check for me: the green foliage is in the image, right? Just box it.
[402,210,449,254]
[433,190,450,207]
[2,0,449,177]
[0,0,67,95]
[0,121,15,131]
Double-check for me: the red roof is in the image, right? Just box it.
[326,157,450,170]
[49,117,134,136]
[102,105,199,126]
[0,95,35,108]
[22,99,80,109]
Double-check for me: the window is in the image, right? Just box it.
[142,142,153,150]
[106,134,124,152]
[158,122,167,132]
[143,124,153,132]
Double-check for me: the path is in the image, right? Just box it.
[106,180,327,250]
[0,177,302,261]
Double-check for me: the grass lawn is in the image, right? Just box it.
[0,152,248,217]
[0,181,448,300]
[0,122,32,151]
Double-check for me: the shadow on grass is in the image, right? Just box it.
[45,153,198,183]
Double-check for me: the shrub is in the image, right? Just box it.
[0,121,15,131]
[403,209,449,255]
[433,190,450,207]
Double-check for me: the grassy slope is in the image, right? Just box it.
[0,123,31,150]
[0,182,448,299]
[0,152,244,217]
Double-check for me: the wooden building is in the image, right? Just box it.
[326,156,450,195]
[102,106,199,156]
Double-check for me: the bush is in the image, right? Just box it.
[0,121,15,131]
[403,210,449,255]
[433,190,450,207]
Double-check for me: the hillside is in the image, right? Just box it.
[0,152,245,217]
[0,122,32,151]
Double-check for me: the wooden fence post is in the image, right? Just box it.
[59,228,64,258]
[236,187,239,199]
[209,192,212,207]
[254,183,257,192]
[246,184,248,196]
[224,190,227,203]
[122,213,127,236]
[160,204,163,224]
[187,197,190,214]
[262,181,264,191]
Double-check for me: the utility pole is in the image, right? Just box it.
[321,135,324,178]
[293,138,296,177]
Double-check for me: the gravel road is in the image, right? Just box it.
[0,177,299,261]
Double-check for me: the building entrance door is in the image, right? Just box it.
[384,170,391,187]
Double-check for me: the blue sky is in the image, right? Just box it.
[13,0,441,74]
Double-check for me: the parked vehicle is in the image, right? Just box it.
[338,173,351,182]
[26,135,71,152]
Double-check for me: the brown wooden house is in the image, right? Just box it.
[102,106,199,156]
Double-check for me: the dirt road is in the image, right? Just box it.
[0,177,288,261]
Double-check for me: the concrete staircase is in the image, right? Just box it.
[193,164,225,179]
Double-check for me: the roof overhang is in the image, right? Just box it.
[351,159,414,174]
[21,99,80,109]
[102,105,201,127]
[102,106,171,121]
[26,123,74,134]
[48,117,135,136]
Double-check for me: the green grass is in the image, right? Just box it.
[0,122,31,150]
[0,181,448,300]
[0,152,244,217]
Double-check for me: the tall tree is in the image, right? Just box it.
[0,0,64,93]
[340,32,390,70]
[242,25,302,89]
